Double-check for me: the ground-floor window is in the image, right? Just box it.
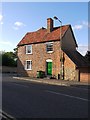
[25,60,32,70]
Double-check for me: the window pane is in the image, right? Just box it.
[26,45,32,54]
[30,61,32,69]
[27,46,31,53]
[27,61,30,69]
[46,43,53,52]
[26,61,32,70]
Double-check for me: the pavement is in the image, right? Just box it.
[13,76,90,87]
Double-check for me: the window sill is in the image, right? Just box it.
[26,53,32,55]
[47,51,53,54]
[25,69,32,71]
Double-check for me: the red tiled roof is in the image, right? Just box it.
[17,25,70,46]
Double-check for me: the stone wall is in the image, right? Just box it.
[2,66,17,73]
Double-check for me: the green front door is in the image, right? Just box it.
[47,62,52,75]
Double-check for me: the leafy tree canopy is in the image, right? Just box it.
[1,50,17,67]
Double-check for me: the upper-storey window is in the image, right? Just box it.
[26,45,32,54]
[46,42,53,53]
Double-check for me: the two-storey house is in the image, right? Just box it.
[17,18,90,82]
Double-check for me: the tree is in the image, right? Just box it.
[2,51,17,67]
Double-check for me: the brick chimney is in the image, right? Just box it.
[47,18,53,33]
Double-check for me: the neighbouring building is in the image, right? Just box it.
[17,18,90,83]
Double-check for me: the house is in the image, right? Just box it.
[17,18,90,83]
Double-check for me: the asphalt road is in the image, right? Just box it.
[2,75,89,118]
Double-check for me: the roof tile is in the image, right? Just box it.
[17,25,69,46]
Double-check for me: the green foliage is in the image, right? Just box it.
[2,51,17,67]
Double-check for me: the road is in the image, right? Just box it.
[2,75,89,118]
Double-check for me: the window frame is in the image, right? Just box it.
[26,45,32,54]
[25,60,32,70]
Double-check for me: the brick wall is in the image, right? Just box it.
[2,66,17,73]
[64,53,77,81]
[79,67,90,83]
[18,41,90,82]
[17,41,62,78]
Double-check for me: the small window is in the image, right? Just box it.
[25,60,32,70]
[46,42,53,53]
[26,45,32,54]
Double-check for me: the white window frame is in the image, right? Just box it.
[46,42,53,53]
[26,45,32,54]
[25,60,32,70]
